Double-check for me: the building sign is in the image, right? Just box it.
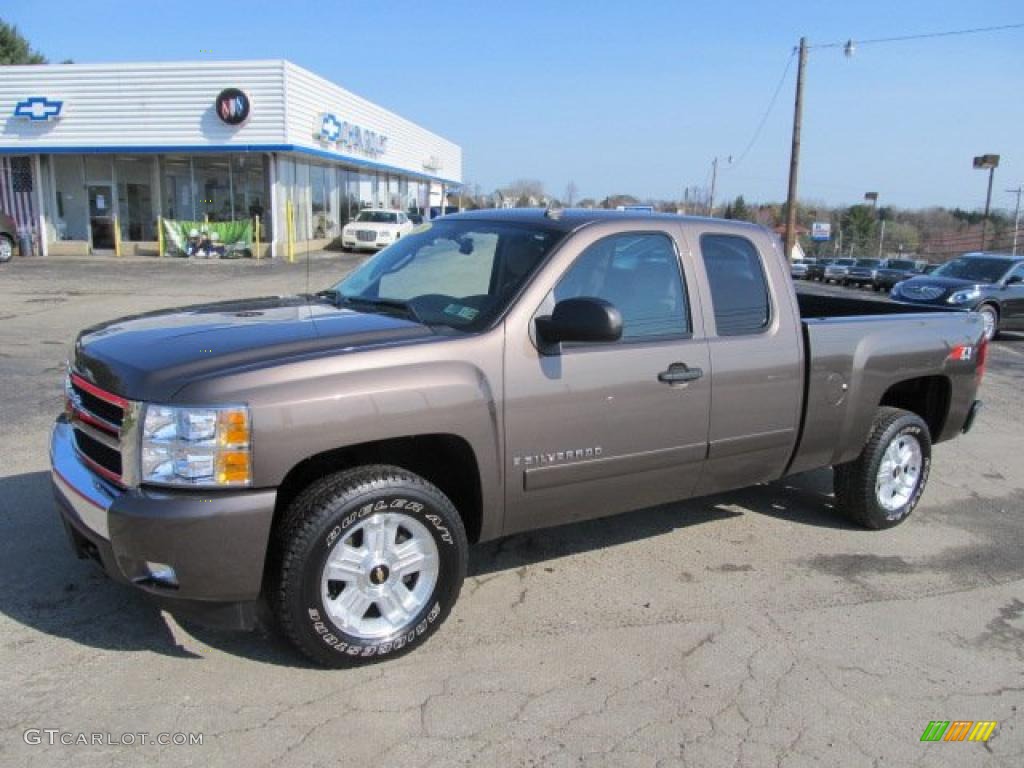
[13,96,64,121]
[316,113,387,157]
[811,221,832,241]
[215,88,251,126]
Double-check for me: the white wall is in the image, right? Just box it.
[284,62,462,184]
[0,61,287,149]
[0,60,461,184]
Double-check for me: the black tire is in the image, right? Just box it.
[834,407,931,529]
[0,234,14,263]
[270,465,467,667]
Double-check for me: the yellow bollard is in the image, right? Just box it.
[254,215,261,260]
[157,216,164,257]
[113,216,122,257]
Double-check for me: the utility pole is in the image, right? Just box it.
[1007,185,1022,256]
[784,37,808,262]
[708,157,731,217]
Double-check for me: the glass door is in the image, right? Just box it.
[87,184,115,250]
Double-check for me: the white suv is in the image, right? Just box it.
[341,209,415,251]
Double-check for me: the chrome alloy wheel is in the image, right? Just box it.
[875,433,923,516]
[320,513,439,639]
[979,306,997,342]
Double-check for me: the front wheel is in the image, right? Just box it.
[270,465,468,667]
[833,407,931,529]
[977,304,998,342]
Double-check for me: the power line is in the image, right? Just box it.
[810,21,1024,49]
[730,49,797,169]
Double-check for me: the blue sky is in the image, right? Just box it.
[8,1,1023,211]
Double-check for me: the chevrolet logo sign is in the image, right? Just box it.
[14,96,64,121]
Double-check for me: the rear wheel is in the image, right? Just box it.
[270,465,468,667]
[834,407,931,529]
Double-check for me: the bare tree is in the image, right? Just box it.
[564,181,579,207]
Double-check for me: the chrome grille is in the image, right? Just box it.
[903,285,944,300]
[356,230,377,242]
[68,373,126,486]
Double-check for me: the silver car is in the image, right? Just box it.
[0,211,16,263]
[824,257,857,283]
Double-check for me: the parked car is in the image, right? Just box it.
[920,263,940,275]
[873,258,919,292]
[824,257,857,283]
[844,258,883,288]
[341,209,415,251]
[891,252,1024,340]
[0,211,16,263]
[805,257,834,281]
[52,210,986,666]
[791,258,814,279]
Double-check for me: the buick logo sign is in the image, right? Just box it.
[215,88,250,126]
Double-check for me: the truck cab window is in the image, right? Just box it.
[699,234,771,336]
[553,233,689,340]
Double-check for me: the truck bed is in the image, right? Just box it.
[787,291,983,477]
[795,290,956,319]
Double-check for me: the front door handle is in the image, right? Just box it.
[658,363,703,385]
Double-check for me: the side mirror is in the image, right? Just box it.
[535,297,623,345]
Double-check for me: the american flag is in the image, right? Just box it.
[0,156,37,235]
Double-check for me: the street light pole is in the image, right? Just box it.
[784,37,808,262]
[973,154,1000,251]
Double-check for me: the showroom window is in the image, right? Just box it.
[116,156,156,241]
[193,156,232,222]
[51,155,88,241]
[162,156,194,221]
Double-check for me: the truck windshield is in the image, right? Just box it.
[885,260,916,270]
[356,211,399,224]
[934,257,1013,284]
[332,220,566,330]
[855,259,880,267]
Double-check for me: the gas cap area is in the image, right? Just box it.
[825,372,849,406]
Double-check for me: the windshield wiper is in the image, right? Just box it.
[337,294,425,325]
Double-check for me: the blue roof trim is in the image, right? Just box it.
[0,143,461,186]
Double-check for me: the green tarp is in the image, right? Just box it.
[161,219,254,258]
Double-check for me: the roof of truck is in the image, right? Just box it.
[442,207,768,234]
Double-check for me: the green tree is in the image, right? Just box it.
[725,195,751,221]
[841,205,877,255]
[0,20,47,65]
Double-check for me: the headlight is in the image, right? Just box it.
[891,282,904,296]
[141,404,251,487]
[377,231,392,240]
[947,288,981,305]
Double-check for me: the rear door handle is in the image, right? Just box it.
[658,363,703,385]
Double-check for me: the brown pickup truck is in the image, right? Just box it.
[51,209,986,666]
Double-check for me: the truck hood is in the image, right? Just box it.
[73,295,434,401]
[893,275,985,302]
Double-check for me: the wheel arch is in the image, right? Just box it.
[272,433,485,545]
[879,375,951,441]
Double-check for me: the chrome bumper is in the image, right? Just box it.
[50,419,118,540]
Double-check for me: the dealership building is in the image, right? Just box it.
[0,60,462,257]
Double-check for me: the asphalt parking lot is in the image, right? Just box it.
[1,256,1022,767]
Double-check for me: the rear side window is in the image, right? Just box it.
[699,234,771,336]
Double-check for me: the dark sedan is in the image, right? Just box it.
[873,258,919,292]
[844,258,883,288]
[890,253,1024,340]
[805,258,834,281]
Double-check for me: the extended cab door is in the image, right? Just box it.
[501,222,711,536]
[686,225,804,496]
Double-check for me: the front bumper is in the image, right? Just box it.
[50,418,277,629]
